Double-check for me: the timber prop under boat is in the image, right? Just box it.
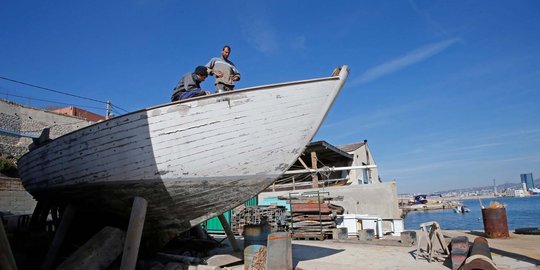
[17,65,349,247]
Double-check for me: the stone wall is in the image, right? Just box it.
[0,99,96,214]
[0,176,36,214]
[0,99,95,158]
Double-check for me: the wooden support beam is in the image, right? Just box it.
[217,214,240,252]
[120,197,148,270]
[56,227,125,270]
[41,204,76,270]
[29,201,50,232]
[0,215,17,270]
[310,152,319,188]
[297,157,309,169]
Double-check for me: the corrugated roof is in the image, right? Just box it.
[337,141,367,153]
[307,141,353,160]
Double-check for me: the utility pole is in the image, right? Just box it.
[106,100,111,119]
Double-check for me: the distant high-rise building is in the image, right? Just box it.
[520,173,535,190]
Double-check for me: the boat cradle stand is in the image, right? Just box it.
[37,197,149,270]
[415,221,449,262]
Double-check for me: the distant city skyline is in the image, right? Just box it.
[1,1,539,194]
[521,173,535,190]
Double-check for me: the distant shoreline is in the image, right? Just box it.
[439,195,498,201]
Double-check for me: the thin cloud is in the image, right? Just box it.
[409,0,449,37]
[350,38,461,86]
[239,11,279,54]
[291,35,306,49]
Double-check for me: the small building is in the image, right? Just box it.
[260,139,402,237]
[505,188,527,197]
[267,140,379,191]
[51,106,106,122]
[337,140,380,185]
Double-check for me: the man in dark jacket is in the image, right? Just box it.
[171,66,209,101]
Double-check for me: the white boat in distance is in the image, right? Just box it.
[18,66,349,248]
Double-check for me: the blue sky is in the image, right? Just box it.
[1,1,539,193]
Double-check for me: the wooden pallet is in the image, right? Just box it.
[292,233,325,241]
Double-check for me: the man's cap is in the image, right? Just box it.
[195,66,208,76]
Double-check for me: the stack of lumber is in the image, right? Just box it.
[231,205,287,235]
[286,196,344,239]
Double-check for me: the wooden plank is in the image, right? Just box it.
[56,227,125,270]
[120,197,148,270]
[297,157,309,169]
[218,214,240,252]
[310,152,319,188]
[42,204,76,270]
[0,217,16,270]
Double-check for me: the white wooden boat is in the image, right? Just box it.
[17,66,349,248]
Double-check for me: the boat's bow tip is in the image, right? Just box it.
[332,65,349,76]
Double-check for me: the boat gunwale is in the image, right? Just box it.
[18,73,342,161]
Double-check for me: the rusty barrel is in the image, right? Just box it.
[481,207,509,238]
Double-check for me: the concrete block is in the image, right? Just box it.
[359,229,374,241]
[332,227,348,240]
[266,232,292,270]
[195,265,220,270]
[400,231,416,245]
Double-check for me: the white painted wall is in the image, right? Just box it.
[347,144,380,185]
[259,181,400,220]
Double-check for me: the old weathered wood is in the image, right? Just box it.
[56,226,125,270]
[0,217,17,270]
[310,152,319,188]
[217,214,240,251]
[298,157,309,169]
[120,197,148,270]
[156,252,206,265]
[29,201,50,232]
[205,254,243,267]
[17,66,350,248]
[41,204,76,270]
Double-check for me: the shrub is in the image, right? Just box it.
[0,156,19,177]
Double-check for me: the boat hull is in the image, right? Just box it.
[18,66,349,247]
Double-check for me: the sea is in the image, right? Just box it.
[403,195,540,230]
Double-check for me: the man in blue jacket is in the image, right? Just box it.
[171,66,210,101]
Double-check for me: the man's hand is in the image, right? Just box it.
[215,71,223,78]
[232,75,240,81]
